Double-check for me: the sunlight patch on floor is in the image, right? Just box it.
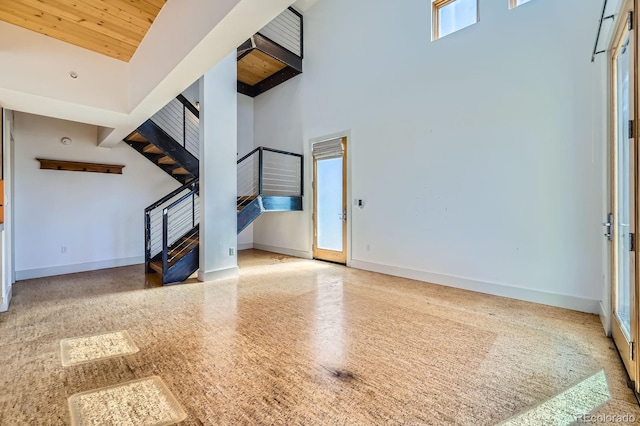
[499,370,611,425]
[60,330,139,367]
[68,376,186,426]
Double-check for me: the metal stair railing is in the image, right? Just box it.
[143,145,301,280]
[150,94,200,160]
[161,183,200,276]
[237,147,304,210]
[144,179,199,269]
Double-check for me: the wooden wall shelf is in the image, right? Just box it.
[37,159,125,175]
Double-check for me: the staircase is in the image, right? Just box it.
[125,95,303,285]
[124,95,199,185]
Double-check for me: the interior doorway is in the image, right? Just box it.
[312,137,347,264]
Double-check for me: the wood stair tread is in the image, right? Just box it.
[150,254,194,276]
[143,144,163,155]
[168,240,198,256]
[151,235,199,275]
[158,156,176,165]
[127,131,148,143]
[172,167,189,175]
[149,261,163,275]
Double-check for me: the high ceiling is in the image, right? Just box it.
[0,0,167,62]
[0,0,297,147]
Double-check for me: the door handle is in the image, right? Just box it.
[604,213,613,241]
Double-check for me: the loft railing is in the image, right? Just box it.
[256,7,303,59]
[237,147,303,208]
[145,179,199,269]
[150,95,200,159]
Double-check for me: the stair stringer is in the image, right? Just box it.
[238,196,264,234]
[136,120,199,177]
[163,246,199,285]
[237,195,303,234]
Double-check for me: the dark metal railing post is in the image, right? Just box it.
[144,211,151,272]
[162,208,169,277]
[258,147,264,195]
[299,157,304,197]
[182,104,186,148]
[191,194,195,229]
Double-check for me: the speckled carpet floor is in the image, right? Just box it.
[0,249,638,425]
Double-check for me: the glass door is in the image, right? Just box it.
[611,13,637,385]
[313,137,347,264]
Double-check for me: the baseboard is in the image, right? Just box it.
[238,243,254,251]
[0,285,12,312]
[599,301,611,336]
[252,243,312,259]
[350,259,600,314]
[198,266,239,282]
[16,256,145,281]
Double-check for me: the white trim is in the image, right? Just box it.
[350,259,600,314]
[15,256,144,281]
[600,300,611,335]
[253,243,312,259]
[238,243,254,251]
[197,265,239,282]
[0,285,11,312]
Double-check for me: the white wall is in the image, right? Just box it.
[237,94,255,249]
[182,81,200,107]
[253,0,608,313]
[13,113,180,279]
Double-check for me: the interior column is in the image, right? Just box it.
[197,52,239,281]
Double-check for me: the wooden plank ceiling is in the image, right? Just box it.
[0,0,167,62]
[237,50,287,86]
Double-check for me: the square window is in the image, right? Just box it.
[432,0,479,40]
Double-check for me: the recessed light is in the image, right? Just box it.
[69,71,78,79]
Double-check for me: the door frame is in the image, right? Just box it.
[634,0,640,395]
[0,108,12,313]
[610,0,640,394]
[309,131,352,266]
